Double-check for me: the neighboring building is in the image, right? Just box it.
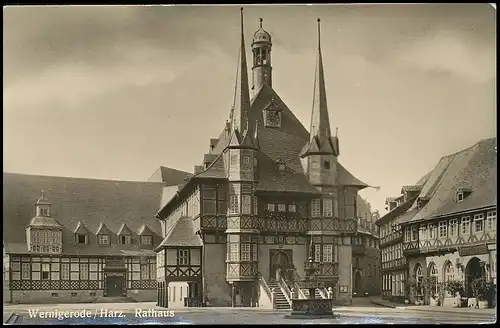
[3,168,190,304]
[155,12,371,309]
[377,137,496,305]
[352,196,381,297]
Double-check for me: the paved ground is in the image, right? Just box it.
[4,301,496,324]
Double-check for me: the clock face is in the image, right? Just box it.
[265,110,281,127]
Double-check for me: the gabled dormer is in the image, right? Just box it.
[401,185,423,202]
[416,196,430,209]
[456,187,473,203]
[26,191,63,254]
[74,221,89,244]
[117,223,132,245]
[276,159,287,173]
[385,197,397,211]
[96,222,112,246]
[138,223,154,247]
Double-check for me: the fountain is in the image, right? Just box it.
[285,239,336,319]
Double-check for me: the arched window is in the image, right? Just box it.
[443,261,455,283]
[415,264,424,295]
[429,262,439,295]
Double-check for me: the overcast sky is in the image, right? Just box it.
[3,4,496,213]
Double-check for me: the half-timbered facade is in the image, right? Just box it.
[155,10,371,308]
[378,138,496,305]
[3,170,189,304]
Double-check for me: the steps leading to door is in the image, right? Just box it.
[267,281,291,310]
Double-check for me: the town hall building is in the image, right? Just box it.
[154,9,372,308]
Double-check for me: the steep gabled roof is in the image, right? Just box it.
[95,222,113,235]
[408,137,496,222]
[157,216,203,249]
[138,224,154,236]
[28,216,62,228]
[74,221,89,234]
[3,172,164,255]
[117,223,132,236]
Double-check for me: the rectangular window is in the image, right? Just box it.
[241,183,252,194]
[267,204,276,212]
[461,217,471,235]
[333,245,339,262]
[80,263,89,280]
[141,235,152,245]
[438,221,447,238]
[241,244,251,261]
[323,244,333,262]
[288,204,296,212]
[178,249,189,265]
[428,224,436,239]
[252,244,258,261]
[203,186,216,200]
[314,244,321,262]
[404,228,411,242]
[98,234,110,245]
[278,204,286,212]
[449,219,458,237]
[241,195,252,215]
[242,156,250,167]
[77,234,87,244]
[120,235,131,245]
[411,227,418,241]
[322,199,333,217]
[229,195,239,214]
[474,214,484,233]
[41,263,50,280]
[61,263,70,280]
[203,200,216,214]
[21,263,30,280]
[487,211,497,231]
[229,244,239,261]
[311,199,321,218]
[141,264,150,280]
[253,196,258,215]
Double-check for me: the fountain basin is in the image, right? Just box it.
[285,298,336,319]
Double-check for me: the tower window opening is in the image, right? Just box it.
[323,161,331,170]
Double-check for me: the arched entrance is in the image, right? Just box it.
[270,250,292,281]
[354,271,362,295]
[465,257,486,297]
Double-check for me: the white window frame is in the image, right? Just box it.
[461,217,471,235]
[311,199,321,218]
[141,235,152,245]
[241,195,252,215]
[449,219,458,237]
[229,244,239,261]
[322,199,333,217]
[241,243,251,261]
[411,226,418,241]
[267,204,276,212]
[474,214,484,233]
[323,244,333,262]
[457,192,464,202]
[178,249,189,265]
[252,244,258,261]
[288,204,296,212]
[229,195,239,214]
[98,234,110,245]
[487,211,497,231]
[438,221,447,238]
[41,263,50,280]
[80,263,89,280]
[277,204,286,212]
[314,244,321,262]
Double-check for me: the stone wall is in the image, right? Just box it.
[203,244,231,306]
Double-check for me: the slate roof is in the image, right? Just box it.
[157,216,203,249]
[3,172,166,256]
[408,137,496,223]
[148,166,192,184]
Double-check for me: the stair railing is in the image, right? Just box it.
[276,268,292,306]
[293,270,307,299]
[257,272,272,300]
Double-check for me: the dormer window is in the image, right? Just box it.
[98,234,110,245]
[40,208,49,216]
[264,110,281,128]
[141,235,152,245]
[77,234,87,244]
[120,235,131,245]
[457,192,464,202]
[277,160,286,172]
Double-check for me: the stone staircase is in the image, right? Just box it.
[266,281,291,310]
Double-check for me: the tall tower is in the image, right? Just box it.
[300,18,340,188]
[251,18,272,94]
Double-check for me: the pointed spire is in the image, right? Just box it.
[231,7,251,136]
[309,18,332,142]
[259,17,263,28]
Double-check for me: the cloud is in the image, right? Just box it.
[395,30,495,84]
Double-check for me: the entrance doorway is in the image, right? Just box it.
[105,274,124,297]
[354,271,362,295]
[465,257,486,297]
[269,249,292,281]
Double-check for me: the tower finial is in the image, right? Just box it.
[41,190,44,198]
[240,7,244,34]
[336,127,338,137]
[259,17,263,28]
[317,18,321,50]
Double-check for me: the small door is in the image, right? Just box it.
[106,276,124,297]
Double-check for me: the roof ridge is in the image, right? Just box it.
[3,172,166,185]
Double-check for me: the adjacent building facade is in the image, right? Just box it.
[352,196,381,297]
[376,138,496,305]
[155,12,372,308]
[3,169,190,304]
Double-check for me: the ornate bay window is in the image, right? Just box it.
[311,199,321,218]
[322,199,333,217]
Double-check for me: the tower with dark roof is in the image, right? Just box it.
[251,18,272,94]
